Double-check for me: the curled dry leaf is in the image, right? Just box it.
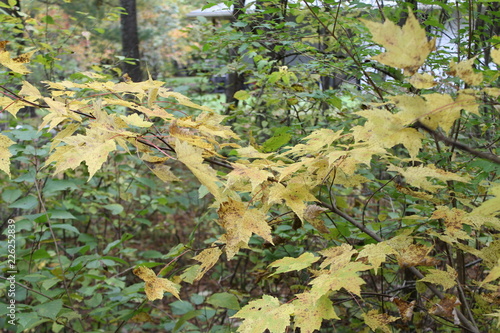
[391,297,416,322]
[133,266,181,301]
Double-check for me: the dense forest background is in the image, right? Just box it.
[1,0,500,332]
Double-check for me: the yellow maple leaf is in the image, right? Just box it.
[169,122,213,150]
[133,266,180,301]
[39,97,83,131]
[236,146,273,159]
[119,113,153,127]
[146,163,179,182]
[19,80,42,99]
[358,242,396,274]
[191,246,222,281]
[361,9,436,75]
[388,92,478,134]
[363,309,399,333]
[0,43,36,74]
[159,90,213,112]
[292,293,339,333]
[0,134,15,177]
[408,72,436,89]
[449,57,483,86]
[217,198,273,259]
[175,139,225,202]
[195,112,239,140]
[310,261,371,297]
[283,128,342,156]
[354,108,424,159]
[0,97,32,118]
[492,47,500,66]
[49,123,79,152]
[268,181,317,222]
[395,244,438,268]
[420,265,458,290]
[388,164,469,193]
[227,162,273,193]
[136,105,176,120]
[45,127,116,180]
[431,206,470,239]
[319,244,357,272]
[232,295,294,333]
[471,184,500,217]
[269,252,319,276]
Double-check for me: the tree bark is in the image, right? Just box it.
[120,0,142,82]
[224,0,246,112]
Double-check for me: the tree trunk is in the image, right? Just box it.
[224,0,246,113]
[120,0,142,82]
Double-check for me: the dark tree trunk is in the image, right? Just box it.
[120,0,142,82]
[224,0,246,113]
[1,0,23,42]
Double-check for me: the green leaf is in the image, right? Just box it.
[46,210,76,219]
[43,179,80,195]
[170,300,195,315]
[84,293,103,308]
[141,250,163,259]
[1,188,22,203]
[103,203,124,215]
[103,239,121,254]
[207,292,241,310]
[51,223,80,234]
[234,90,250,100]
[102,256,129,265]
[173,310,203,332]
[41,15,55,24]
[31,249,51,260]
[9,195,38,210]
[34,299,63,320]
[16,312,49,332]
[262,127,292,152]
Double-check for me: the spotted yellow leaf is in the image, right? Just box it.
[232,295,293,333]
[293,293,339,333]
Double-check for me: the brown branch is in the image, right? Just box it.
[414,121,500,165]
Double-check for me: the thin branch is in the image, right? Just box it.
[415,121,500,165]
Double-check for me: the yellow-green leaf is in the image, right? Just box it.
[358,242,395,274]
[269,252,319,276]
[234,90,250,100]
[232,295,294,333]
[363,309,399,333]
[0,134,15,177]
[292,293,339,333]
[420,265,458,290]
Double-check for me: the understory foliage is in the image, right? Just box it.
[1,2,500,333]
